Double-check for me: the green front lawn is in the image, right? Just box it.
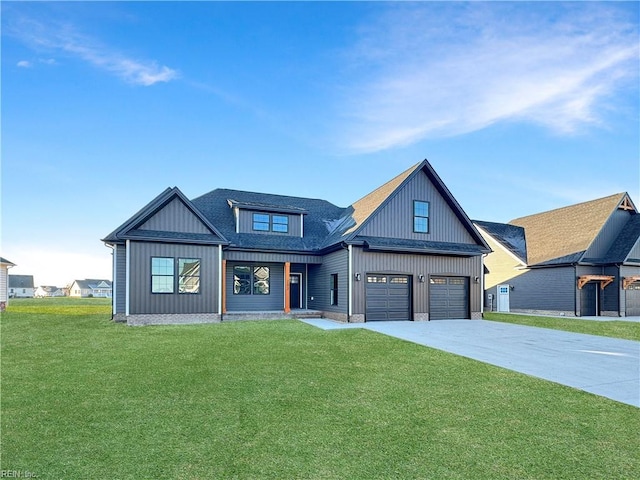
[484,312,640,341]
[2,299,638,479]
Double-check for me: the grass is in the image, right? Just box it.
[1,299,639,479]
[484,312,640,341]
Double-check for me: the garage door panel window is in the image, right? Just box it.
[367,276,387,283]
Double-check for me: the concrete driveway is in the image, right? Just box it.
[301,319,640,408]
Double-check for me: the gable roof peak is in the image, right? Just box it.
[509,192,631,266]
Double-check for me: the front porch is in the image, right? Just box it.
[222,309,323,321]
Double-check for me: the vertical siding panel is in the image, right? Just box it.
[138,198,210,234]
[115,244,127,314]
[226,262,284,311]
[352,248,483,317]
[129,241,218,314]
[359,171,476,244]
[237,210,301,237]
[308,249,348,314]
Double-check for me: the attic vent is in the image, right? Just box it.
[619,196,635,212]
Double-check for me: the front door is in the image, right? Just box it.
[581,282,598,316]
[289,274,302,309]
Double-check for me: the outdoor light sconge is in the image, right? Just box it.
[474,276,480,283]
[355,273,361,281]
[418,274,425,283]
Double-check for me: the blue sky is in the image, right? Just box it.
[2,1,639,287]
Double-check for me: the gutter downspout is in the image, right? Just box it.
[348,244,353,321]
[105,244,116,318]
[480,254,486,317]
[218,244,223,320]
[125,239,131,317]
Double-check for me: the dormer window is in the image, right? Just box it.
[252,212,289,233]
[272,215,289,233]
[253,213,270,231]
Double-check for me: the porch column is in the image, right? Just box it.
[284,262,291,313]
[221,259,227,314]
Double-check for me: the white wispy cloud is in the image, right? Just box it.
[7,12,178,86]
[17,60,32,68]
[338,3,639,153]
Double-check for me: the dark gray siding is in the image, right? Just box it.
[602,265,620,313]
[308,249,348,314]
[224,251,321,264]
[497,266,576,313]
[352,248,482,316]
[237,209,302,237]
[115,244,127,314]
[359,170,476,244]
[129,241,219,315]
[226,262,284,311]
[138,198,210,234]
[585,209,631,258]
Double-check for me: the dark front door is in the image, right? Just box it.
[289,274,301,309]
[580,282,598,316]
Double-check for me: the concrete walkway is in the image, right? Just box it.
[301,319,640,408]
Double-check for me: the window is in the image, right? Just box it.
[233,265,270,295]
[252,212,289,233]
[414,200,430,233]
[233,266,252,295]
[151,257,174,293]
[253,213,270,231]
[330,274,338,305]
[178,258,200,294]
[272,215,289,233]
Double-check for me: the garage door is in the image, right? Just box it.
[365,275,410,321]
[429,276,469,320]
[626,283,640,316]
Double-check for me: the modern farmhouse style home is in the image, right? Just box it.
[475,193,640,317]
[103,160,491,325]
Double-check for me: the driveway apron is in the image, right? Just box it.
[302,319,640,407]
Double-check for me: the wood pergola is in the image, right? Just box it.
[622,276,640,290]
[577,275,614,290]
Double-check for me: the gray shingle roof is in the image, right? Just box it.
[599,214,640,264]
[357,236,488,256]
[474,220,527,263]
[73,279,112,290]
[9,275,34,288]
[192,189,346,252]
[509,193,626,265]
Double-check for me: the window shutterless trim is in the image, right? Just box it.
[413,200,430,233]
[151,256,175,294]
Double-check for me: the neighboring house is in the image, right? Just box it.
[1,257,16,310]
[8,275,35,298]
[34,286,66,298]
[69,279,113,298]
[102,159,491,325]
[475,193,640,317]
